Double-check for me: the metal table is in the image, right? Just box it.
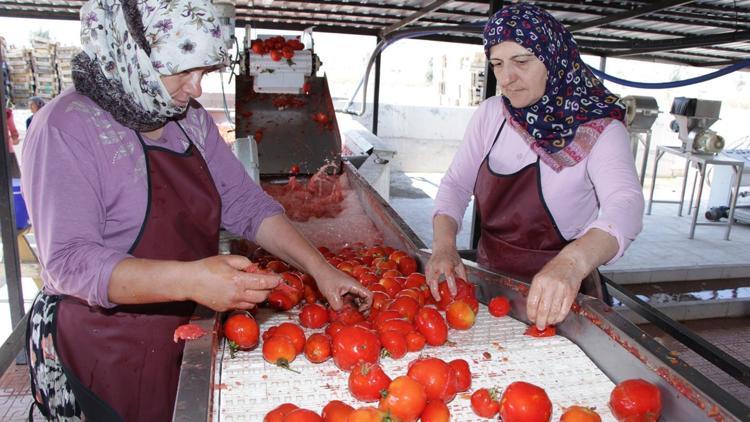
[646,145,745,240]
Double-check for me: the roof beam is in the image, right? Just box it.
[380,0,453,36]
[0,6,79,21]
[578,29,750,53]
[567,0,695,33]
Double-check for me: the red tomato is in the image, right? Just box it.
[445,299,476,330]
[321,400,354,422]
[302,82,311,95]
[379,330,407,359]
[251,40,266,55]
[395,288,424,306]
[405,331,426,352]
[349,362,392,402]
[379,376,427,422]
[378,277,401,298]
[376,319,413,337]
[371,291,390,311]
[262,326,278,342]
[303,285,320,305]
[414,307,448,346]
[264,403,298,422]
[329,305,365,326]
[560,405,602,422]
[290,164,301,175]
[374,258,398,274]
[471,388,500,418]
[387,296,420,322]
[254,129,264,142]
[407,357,457,403]
[498,381,552,422]
[325,321,345,338]
[403,273,426,289]
[304,333,331,364]
[224,311,259,350]
[274,322,306,354]
[267,260,290,273]
[489,296,511,317]
[609,379,662,422]
[288,39,305,51]
[525,325,557,338]
[420,400,450,422]
[283,408,322,422]
[299,303,329,329]
[331,325,381,371]
[262,335,297,370]
[270,49,282,61]
[347,407,385,422]
[395,256,417,276]
[436,278,476,310]
[267,291,296,311]
[448,359,471,392]
[281,46,295,59]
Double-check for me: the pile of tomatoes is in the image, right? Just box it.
[251,36,305,62]
[222,244,663,422]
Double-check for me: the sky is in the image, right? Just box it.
[3,16,750,147]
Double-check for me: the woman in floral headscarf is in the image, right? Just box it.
[22,1,371,420]
[427,3,643,329]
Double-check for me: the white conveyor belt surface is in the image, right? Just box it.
[214,304,617,421]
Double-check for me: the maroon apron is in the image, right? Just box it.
[474,120,605,299]
[54,123,221,421]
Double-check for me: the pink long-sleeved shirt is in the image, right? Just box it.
[434,96,644,264]
[22,89,284,308]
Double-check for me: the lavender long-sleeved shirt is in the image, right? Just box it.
[434,96,644,264]
[22,89,284,308]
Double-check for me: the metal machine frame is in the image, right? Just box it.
[172,162,750,422]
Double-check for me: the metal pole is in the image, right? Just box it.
[372,38,382,136]
[599,56,607,72]
[0,47,26,359]
[469,0,503,250]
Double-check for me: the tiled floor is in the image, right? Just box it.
[0,364,35,421]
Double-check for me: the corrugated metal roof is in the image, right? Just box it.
[1,0,749,67]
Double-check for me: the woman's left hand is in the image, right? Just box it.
[526,253,585,330]
[313,265,373,312]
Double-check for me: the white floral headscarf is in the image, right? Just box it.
[73,0,228,131]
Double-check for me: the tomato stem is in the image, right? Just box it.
[276,359,301,374]
[228,340,239,359]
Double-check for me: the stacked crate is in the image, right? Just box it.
[30,36,58,103]
[56,46,80,91]
[5,46,33,107]
[1,36,11,103]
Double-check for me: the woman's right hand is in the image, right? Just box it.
[425,245,467,301]
[187,255,281,312]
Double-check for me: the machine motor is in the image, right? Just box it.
[669,97,725,154]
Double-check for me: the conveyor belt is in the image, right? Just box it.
[214,305,617,421]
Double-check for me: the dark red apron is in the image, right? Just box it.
[474,120,605,299]
[54,123,221,421]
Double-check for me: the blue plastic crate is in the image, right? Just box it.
[12,179,30,230]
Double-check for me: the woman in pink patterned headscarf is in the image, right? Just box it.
[427,3,643,331]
